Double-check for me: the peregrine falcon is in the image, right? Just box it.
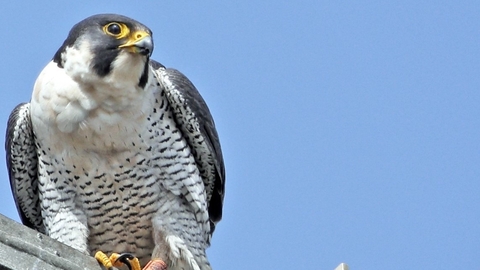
[6,14,225,270]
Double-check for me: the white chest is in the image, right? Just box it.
[33,92,176,262]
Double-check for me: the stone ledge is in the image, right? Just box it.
[0,214,102,270]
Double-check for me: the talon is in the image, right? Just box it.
[115,253,141,270]
[143,259,167,270]
[95,251,141,270]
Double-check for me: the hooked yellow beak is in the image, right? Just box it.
[119,30,153,56]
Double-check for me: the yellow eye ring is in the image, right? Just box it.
[103,22,129,39]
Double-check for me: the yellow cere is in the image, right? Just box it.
[118,30,151,49]
[131,30,150,42]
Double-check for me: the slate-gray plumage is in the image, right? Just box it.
[6,14,224,270]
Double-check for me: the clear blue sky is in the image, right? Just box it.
[1,1,479,269]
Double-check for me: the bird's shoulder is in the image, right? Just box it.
[149,60,225,232]
[6,103,45,232]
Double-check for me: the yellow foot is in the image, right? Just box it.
[142,259,167,270]
[95,251,141,270]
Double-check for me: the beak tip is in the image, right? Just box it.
[120,35,153,56]
[135,36,154,56]
[139,47,152,56]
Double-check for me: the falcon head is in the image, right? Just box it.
[53,14,154,88]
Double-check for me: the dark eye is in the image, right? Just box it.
[106,23,121,35]
[103,22,129,39]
